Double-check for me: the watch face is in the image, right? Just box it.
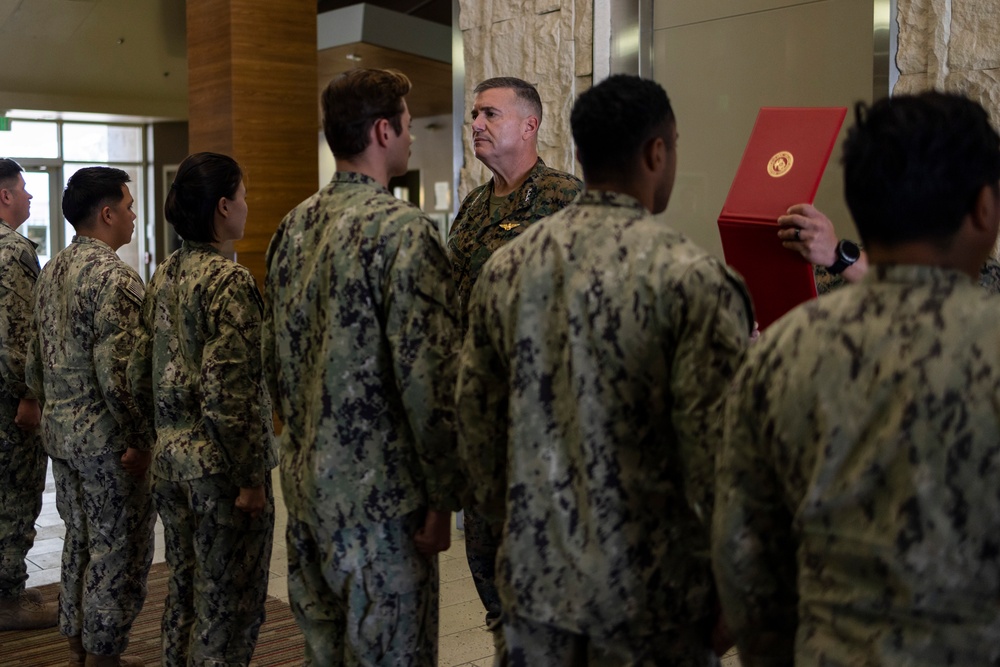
[840,240,861,262]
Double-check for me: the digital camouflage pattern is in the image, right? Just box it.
[263,171,462,528]
[153,473,274,666]
[814,255,1000,295]
[448,158,582,322]
[131,241,277,665]
[714,264,1000,666]
[263,171,462,661]
[286,511,437,666]
[449,157,581,634]
[52,453,154,656]
[130,240,277,487]
[503,614,719,667]
[977,255,1000,294]
[0,220,44,599]
[28,235,155,655]
[27,235,150,458]
[457,191,753,647]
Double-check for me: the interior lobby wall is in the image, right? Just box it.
[651,0,876,262]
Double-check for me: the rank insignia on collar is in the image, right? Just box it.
[500,222,520,231]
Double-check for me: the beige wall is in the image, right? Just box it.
[456,0,593,201]
[652,0,875,261]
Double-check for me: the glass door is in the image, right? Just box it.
[20,168,62,267]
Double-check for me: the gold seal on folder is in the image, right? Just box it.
[767,151,794,178]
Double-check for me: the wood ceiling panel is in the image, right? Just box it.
[318,42,452,119]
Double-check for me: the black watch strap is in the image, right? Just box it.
[828,239,861,275]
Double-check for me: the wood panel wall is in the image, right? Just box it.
[187,0,319,285]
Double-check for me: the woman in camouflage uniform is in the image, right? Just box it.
[130,152,277,667]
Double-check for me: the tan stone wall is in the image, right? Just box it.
[457,0,593,201]
[896,0,1000,128]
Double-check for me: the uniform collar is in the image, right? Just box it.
[575,189,645,211]
[72,234,115,253]
[867,263,976,287]
[183,240,224,256]
[0,218,39,249]
[331,171,389,193]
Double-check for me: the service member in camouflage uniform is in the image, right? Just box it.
[458,75,753,666]
[448,76,582,639]
[714,92,1000,666]
[263,69,463,666]
[27,167,155,667]
[779,203,1000,295]
[0,158,57,631]
[129,153,276,667]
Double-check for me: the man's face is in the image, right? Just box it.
[107,184,137,250]
[652,123,679,215]
[2,174,32,228]
[387,100,413,179]
[470,87,532,169]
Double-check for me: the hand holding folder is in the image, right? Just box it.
[717,107,846,329]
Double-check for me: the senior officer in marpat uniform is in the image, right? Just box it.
[448,76,582,643]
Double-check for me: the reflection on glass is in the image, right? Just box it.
[25,225,48,257]
[0,121,59,159]
[63,124,143,162]
[21,171,51,265]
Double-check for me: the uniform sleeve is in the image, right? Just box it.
[447,204,475,327]
[669,261,753,524]
[384,216,464,512]
[712,353,799,667]
[0,245,39,399]
[261,223,285,422]
[201,271,276,488]
[455,272,509,523]
[93,269,151,450]
[127,286,155,427]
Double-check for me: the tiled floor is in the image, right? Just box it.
[25,464,497,667]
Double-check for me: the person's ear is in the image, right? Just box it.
[216,196,230,219]
[969,183,1000,236]
[99,205,113,226]
[522,114,539,139]
[0,188,9,205]
[643,136,666,173]
[373,118,393,148]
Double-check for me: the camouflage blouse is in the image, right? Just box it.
[716,264,1000,666]
[28,236,150,459]
[458,190,753,640]
[263,172,463,530]
[130,241,276,488]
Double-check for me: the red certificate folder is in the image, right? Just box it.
[718,107,846,329]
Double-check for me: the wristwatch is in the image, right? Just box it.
[827,239,861,275]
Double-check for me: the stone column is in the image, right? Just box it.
[187,0,318,285]
[896,0,1000,127]
[457,0,593,200]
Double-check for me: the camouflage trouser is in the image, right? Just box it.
[152,473,274,667]
[464,508,502,625]
[0,424,46,598]
[52,453,155,655]
[286,511,438,667]
[502,614,720,667]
